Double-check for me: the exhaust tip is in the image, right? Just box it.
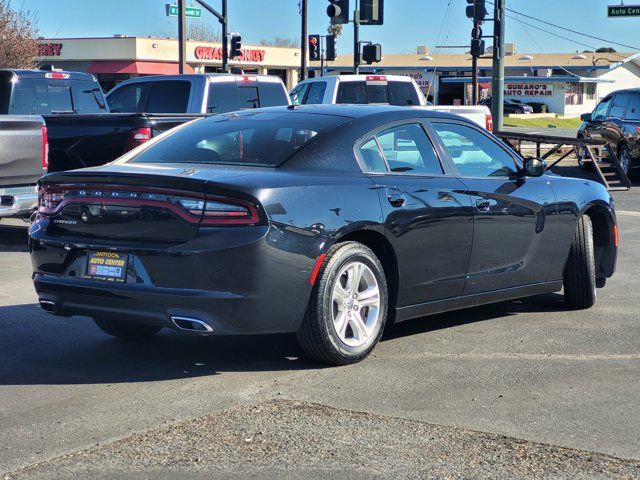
[171,316,214,335]
[39,299,57,313]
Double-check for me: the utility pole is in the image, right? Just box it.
[178,0,187,74]
[221,0,228,72]
[471,48,478,105]
[491,0,505,130]
[301,0,308,80]
[353,0,360,74]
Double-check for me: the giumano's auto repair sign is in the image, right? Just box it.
[194,46,265,63]
[505,83,554,97]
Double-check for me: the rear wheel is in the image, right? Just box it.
[563,215,596,309]
[618,145,634,179]
[297,242,388,365]
[514,108,524,114]
[93,317,162,339]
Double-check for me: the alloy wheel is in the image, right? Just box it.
[331,261,381,348]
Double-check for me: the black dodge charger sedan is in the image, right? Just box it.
[30,105,618,365]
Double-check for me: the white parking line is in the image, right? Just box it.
[617,210,640,217]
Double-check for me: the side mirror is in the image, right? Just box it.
[524,157,547,177]
[581,112,592,122]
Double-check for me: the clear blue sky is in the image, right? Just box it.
[16,0,640,54]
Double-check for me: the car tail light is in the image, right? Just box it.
[38,188,65,213]
[41,126,49,170]
[124,127,152,153]
[201,197,260,225]
[485,114,494,132]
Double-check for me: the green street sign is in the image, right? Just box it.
[608,5,640,17]
[166,4,202,18]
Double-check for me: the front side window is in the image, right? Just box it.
[129,112,344,167]
[304,82,327,104]
[609,94,630,119]
[433,122,518,177]
[592,97,611,120]
[625,94,640,121]
[289,83,310,105]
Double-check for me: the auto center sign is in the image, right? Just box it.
[194,46,266,63]
[504,82,554,97]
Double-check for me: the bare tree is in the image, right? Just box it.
[0,0,39,69]
[186,20,221,42]
[260,37,300,48]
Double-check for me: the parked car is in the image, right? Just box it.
[291,75,493,130]
[31,105,617,365]
[106,74,291,114]
[578,88,640,178]
[0,69,205,173]
[479,97,534,114]
[0,115,47,220]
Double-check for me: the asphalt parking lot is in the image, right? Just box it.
[1,179,639,479]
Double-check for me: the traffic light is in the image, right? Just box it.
[326,34,337,61]
[308,34,320,61]
[360,0,384,25]
[466,0,487,24]
[362,44,382,64]
[230,34,242,59]
[327,0,349,25]
[471,38,486,57]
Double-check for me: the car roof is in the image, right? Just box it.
[0,69,97,81]
[236,104,472,123]
[115,74,284,84]
[303,74,414,83]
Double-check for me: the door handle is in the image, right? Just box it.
[387,194,406,208]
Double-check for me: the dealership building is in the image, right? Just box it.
[38,37,640,113]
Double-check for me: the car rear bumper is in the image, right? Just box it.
[0,185,38,218]
[30,223,321,335]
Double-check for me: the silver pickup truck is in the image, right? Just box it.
[0,115,46,220]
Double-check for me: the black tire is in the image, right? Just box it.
[514,108,523,114]
[297,242,388,365]
[618,145,634,180]
[93,317,162,339]
[563,215,596,309]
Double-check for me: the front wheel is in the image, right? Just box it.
[563,215,596,309]
[297,242,388,365]
[93,317,162,339]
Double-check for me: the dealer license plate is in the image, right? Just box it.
[85,251,129,282]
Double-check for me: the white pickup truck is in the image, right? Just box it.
[290,75,493,131]
[0,115,47,221]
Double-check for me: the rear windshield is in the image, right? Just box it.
[7,78,107,115]
[336,81,420,106]
[129,111,344,167]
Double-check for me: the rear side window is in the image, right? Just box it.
[258,82,288,107]
[129,112,345,167]
[107,83,148,113]
[145,81,191,113]
[238,86,259,109]
[624,94,640,121]
[609,94,630,119]
[207,82,239,113]
[336,81,420,106]
[375,124,443,174]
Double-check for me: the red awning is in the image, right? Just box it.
[87,61,194,75]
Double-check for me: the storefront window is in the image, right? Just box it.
[565,83,584,105]
[585,83,596,100]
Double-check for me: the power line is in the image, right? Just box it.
[486,0,640,51]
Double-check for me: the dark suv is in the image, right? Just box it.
[578,88,640,179]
